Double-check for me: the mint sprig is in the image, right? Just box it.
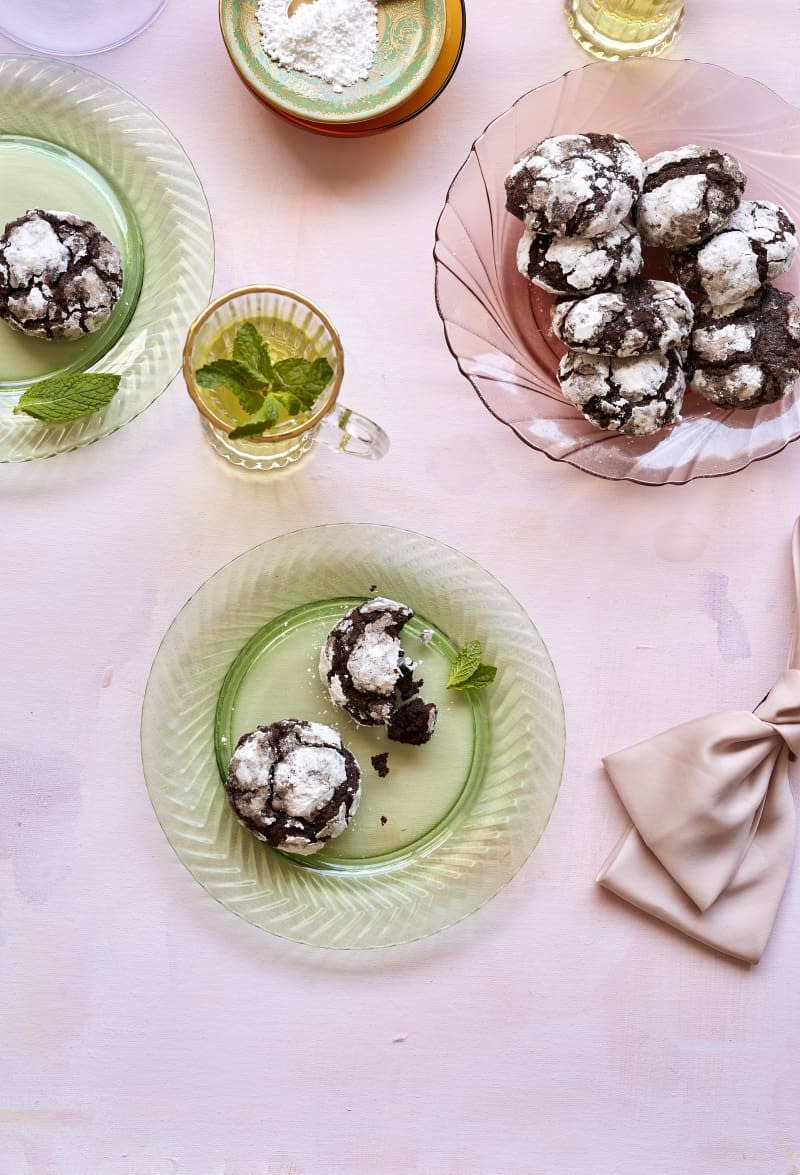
[447,641,497,692]
[14,372,121,423]
[194,320,334,438]
[274,356,333,403]
[229,394,282,439]
[448,641,482,686]
[232,320,273,382]
[195,359,265,414]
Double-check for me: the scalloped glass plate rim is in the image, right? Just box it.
[0,54,214,463]
[433,58,800,486]
[140,523,566,950]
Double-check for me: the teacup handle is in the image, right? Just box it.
[317,405,389,460]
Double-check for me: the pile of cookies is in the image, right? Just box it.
[505,134,800,437]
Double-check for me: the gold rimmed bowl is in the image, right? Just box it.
[219,0,447,125]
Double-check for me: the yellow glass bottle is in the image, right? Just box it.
[564,0,684,59]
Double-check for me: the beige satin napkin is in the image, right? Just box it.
[597,521,800,965]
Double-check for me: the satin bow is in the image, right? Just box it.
[596,522,800,965]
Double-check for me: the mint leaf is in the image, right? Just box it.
[197,331,332,431]
[233,321,273,382]
[274,391,301,416]
[229,393,282,439]
[14,372,121,422]
[273,356,334,409]
[195,358,265,414]
[449,664,497,691]
[447,641,483,688]
[447,641,497,692]
[195,358,265,393]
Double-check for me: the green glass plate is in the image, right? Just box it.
[220,0,447,125]
[214,599,490,868]
[0,56,214,463]
[141,524,565,949]
[0,136,145,393]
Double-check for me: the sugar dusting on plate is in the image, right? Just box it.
[256,0,378,93]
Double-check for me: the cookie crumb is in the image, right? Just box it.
[370,584,378,592]
[372,753,390,779]
[380,815,388,826]
[388,698,438,746]
[396,662,423,701]
[419,629,434,645]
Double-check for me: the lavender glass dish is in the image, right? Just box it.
[434,59,800,486]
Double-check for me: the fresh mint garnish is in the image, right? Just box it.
[14,372,121,423]
[447,640,482,686]
[194,358,265,414]
[232,320,273,382]
[273,357,334,406]
[447,640,497,692]
[194,320,334,438]
[456,663,497,690]
[229,394,282,439]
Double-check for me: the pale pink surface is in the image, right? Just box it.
[2,3,800,1174]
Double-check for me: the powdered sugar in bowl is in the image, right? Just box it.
[182,286,388,471]
[219,0,446,126]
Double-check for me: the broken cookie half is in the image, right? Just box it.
[319,597,438,746]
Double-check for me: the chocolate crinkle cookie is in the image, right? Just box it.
[319,597,414,726]
[551,278,694,357]
[689,284,800,408]
[505,133,644,239]
[0,208,123,340]
[224,719,361,855]
[516,220,642,296]
[669,199,797,315]
[319,597,438,745]
[633,145,746,251]
[558,348,686,436]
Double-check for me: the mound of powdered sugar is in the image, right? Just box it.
[257,0,378,92]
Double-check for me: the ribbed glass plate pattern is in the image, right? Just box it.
[0,55,214,462]
[434,59,800,485]
[141,525,565,949]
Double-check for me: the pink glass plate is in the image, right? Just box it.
[434,59,800,486]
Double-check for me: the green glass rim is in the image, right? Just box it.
[0,54,214,463]
[213,596,491,874]
[0,134,146,394]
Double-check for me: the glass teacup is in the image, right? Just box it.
[564,0,684,59]
[183,286,388,471]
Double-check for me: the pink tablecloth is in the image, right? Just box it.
[2,2,799,1172]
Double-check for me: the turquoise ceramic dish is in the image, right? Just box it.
[220,0,447,124]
